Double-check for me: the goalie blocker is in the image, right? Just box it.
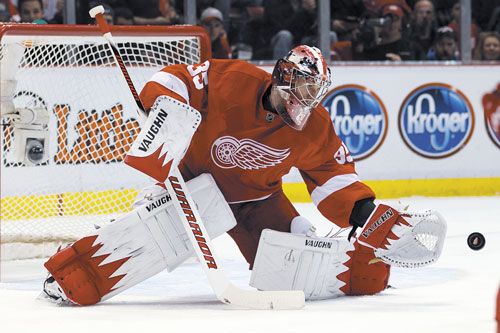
[250,203,447,299]
[43,173,236,305]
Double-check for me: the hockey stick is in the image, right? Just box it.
[89,6,305,310]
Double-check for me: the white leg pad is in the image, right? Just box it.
[250,229,355,300]
[89,173,235,301]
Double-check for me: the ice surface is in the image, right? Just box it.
[1,197,499,332]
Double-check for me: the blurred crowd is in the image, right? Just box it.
[0,0,499,62]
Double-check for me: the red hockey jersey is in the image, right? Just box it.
[139,59,375,228]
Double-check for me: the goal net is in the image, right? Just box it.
[0,24,210,263]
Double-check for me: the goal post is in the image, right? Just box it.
[0,23,211,270]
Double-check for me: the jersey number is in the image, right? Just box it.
[334,143,353,164]
[187,61,210,90]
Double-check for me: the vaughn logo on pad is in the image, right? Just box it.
[304,240,332,249]
[361,208,395,238]
[137,108,168,152]
[125,95,201,182]
[145,194,172,212]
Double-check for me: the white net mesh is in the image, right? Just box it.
[0,24,207,260]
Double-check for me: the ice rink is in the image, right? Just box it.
[1,196,499,333]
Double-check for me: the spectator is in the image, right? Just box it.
[330,1,413,61]
[123,0,179,25]
[354,3,413,61]
[426,26,459,60]
[473,31,500,61]
[447,0,479,52]
[114,6,134,25]
[158,0,178,22]
[18,0,47,23]
[270,0,338,59]
[331,0,366,42]
[96,0,177,25]
[471,0,499,32]
[43,0,63,23]
[409,0,438,60]
[200,7,232,59]
[89,2,114,25]
[244,0,295,60]
[102,3,114,25]
[0,0,12,21]
[5,0,19,21]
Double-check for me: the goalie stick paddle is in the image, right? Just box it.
[89,5,305,310]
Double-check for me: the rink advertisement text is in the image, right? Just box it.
[3,64,499,189]
[271,64,500,181]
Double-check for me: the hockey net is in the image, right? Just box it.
[0,24,210,262]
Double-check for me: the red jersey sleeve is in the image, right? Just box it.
[298,107,375,228]
[139,61,210,112]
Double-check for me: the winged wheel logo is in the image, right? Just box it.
[210,136,290,170]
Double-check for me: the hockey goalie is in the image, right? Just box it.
[42,45,446,306]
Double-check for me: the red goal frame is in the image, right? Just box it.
[0,23,212,62]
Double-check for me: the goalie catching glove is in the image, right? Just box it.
[250,203,446,299]
[356,203,447,268]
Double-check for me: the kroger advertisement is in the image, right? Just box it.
[258,64,500,182]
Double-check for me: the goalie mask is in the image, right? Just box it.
[271,45,331,130]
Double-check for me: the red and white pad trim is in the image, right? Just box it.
[43,174,237,305]
[125,95,201,182]
[250,229,354,300]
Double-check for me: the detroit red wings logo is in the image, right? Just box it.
[211,136,290,170]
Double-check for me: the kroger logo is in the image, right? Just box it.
[399,84,474,158]
[322,85,388,160]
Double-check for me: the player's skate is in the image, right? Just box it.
[40,275,70,305]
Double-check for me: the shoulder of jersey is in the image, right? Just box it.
[210,59,270,80]
[307,104,332,131]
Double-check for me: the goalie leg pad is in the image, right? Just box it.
[249,229,391,299]
[44,173,236,305]
[43,240,102,305]
[343,242,391,296]
[249,229,355,300]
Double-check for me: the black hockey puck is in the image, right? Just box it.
[467,232,485,250]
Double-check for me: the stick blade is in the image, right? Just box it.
[220,284,305,310]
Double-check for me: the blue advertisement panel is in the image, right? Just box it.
[398,83,474,158]
[322,85,388,161]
